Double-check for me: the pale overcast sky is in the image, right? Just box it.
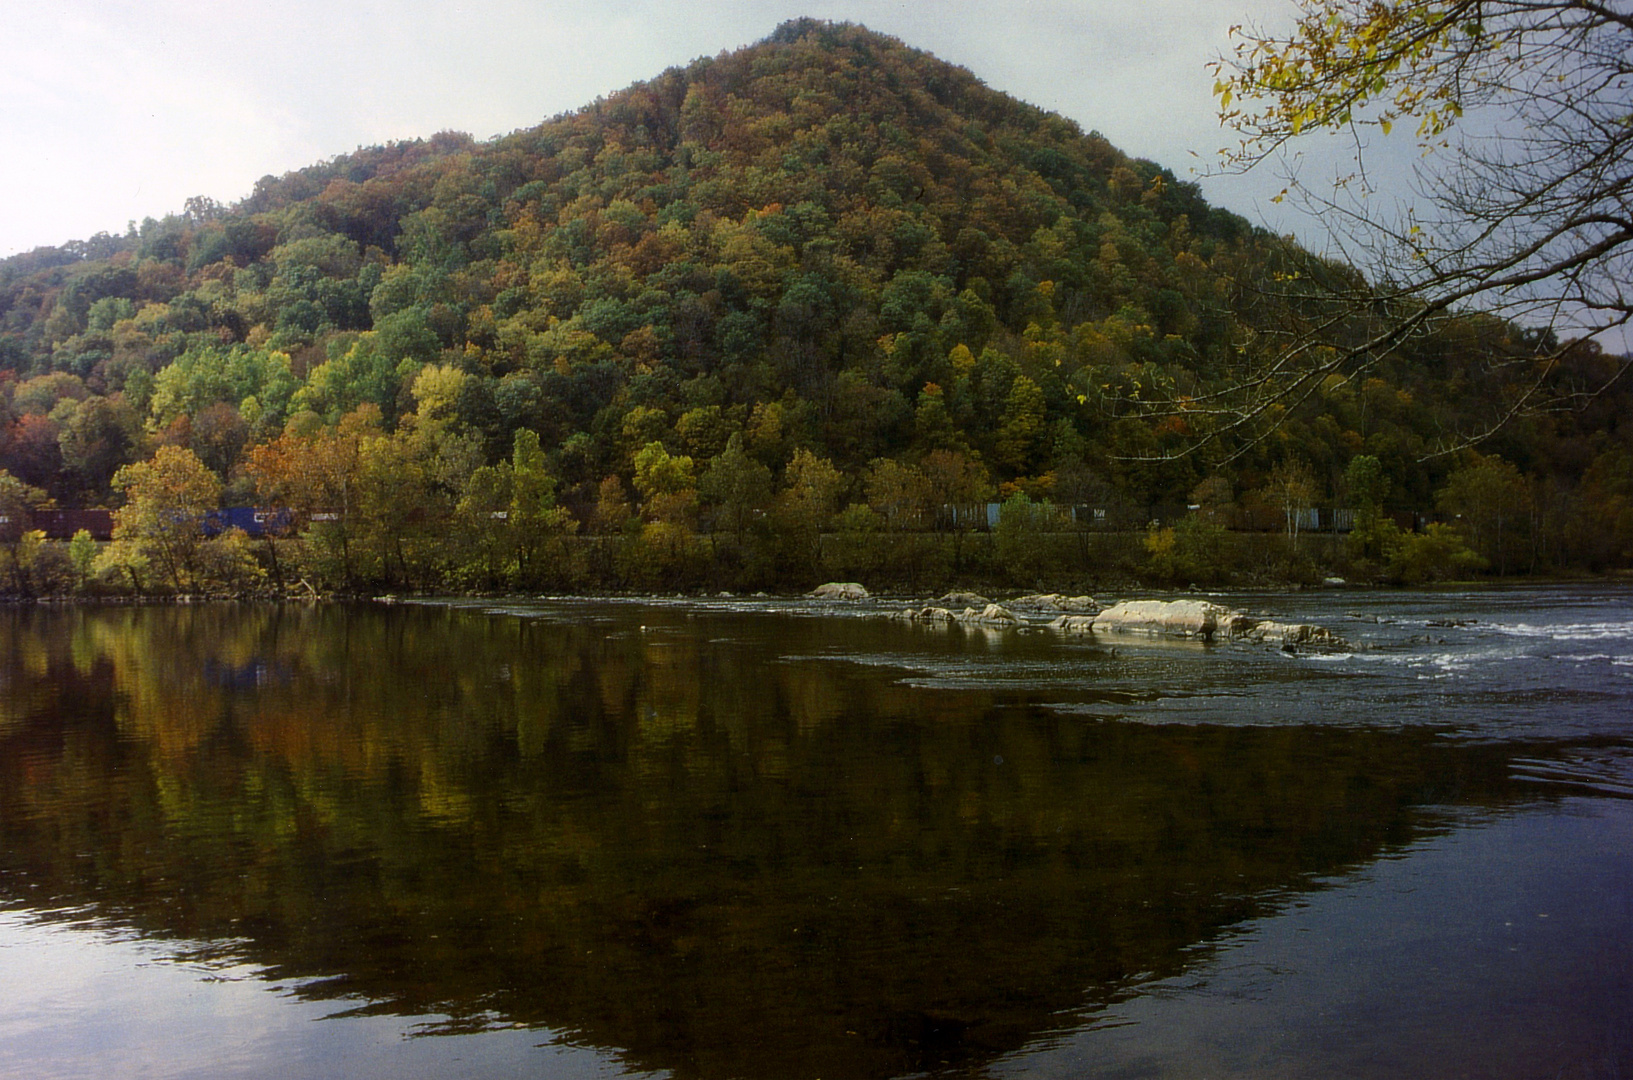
[1,0,1342,258]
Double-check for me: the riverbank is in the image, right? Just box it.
[4,525,1623,604]
[1,568,1622,606]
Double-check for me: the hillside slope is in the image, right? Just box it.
[1,19,1628,589]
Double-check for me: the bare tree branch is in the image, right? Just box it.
[1128,0,1633,462]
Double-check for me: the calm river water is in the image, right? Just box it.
[1,587,1629,1079]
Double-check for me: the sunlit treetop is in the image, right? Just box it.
[1213,0,1633,165]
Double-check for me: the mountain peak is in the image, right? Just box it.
[764,16,855,46]
[4,17,1606,589]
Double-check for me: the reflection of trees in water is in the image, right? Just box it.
[0,605,1545,1079]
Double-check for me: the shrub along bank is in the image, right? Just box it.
[0,487,1566,601]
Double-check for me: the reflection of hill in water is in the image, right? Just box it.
[0,605,1547,1079]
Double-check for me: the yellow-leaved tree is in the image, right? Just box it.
[106,446,222,593]
[1175,0,1632,454]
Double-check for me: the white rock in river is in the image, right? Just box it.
[962,603,1019,626]
[1222,616,1348,650]
[1091,599,1233,640]
[809,582,870,600]
[895,605,957,623]
[937,590,990,608]
[1009,593,1099,613]
[1051,599,1348,650]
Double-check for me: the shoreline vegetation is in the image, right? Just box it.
[1,512,1624,606]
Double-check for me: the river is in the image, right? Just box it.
[0,587,1629,1079]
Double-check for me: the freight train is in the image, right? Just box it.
[11,509,293,542]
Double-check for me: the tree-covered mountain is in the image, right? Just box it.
[1,19,1629,592]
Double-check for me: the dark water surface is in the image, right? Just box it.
[1,587,1629,1079]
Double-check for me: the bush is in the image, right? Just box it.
[1143,515,1236,586]
[1389,523,1487,584]
[617,522,708,592]
[68,529,98,592]
[824,504,885,583]
[198,528,269,593]
[994,493,1069,587]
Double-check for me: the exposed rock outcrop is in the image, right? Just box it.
[937,591,990,608]
[1090,599,1233,639]
[895,603,1019,626]
[1008,593,1098,613]
[894,605,958,624]
[1048,599,1348,651]
[810,582,870,600]
[1222,616,1347,650]
[967,603,1019,625]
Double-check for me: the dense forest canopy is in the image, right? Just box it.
[1,19,1629,591]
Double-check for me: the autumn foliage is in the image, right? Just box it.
[0,20,1627,593]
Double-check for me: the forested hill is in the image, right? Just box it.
[2,19,1629,589]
